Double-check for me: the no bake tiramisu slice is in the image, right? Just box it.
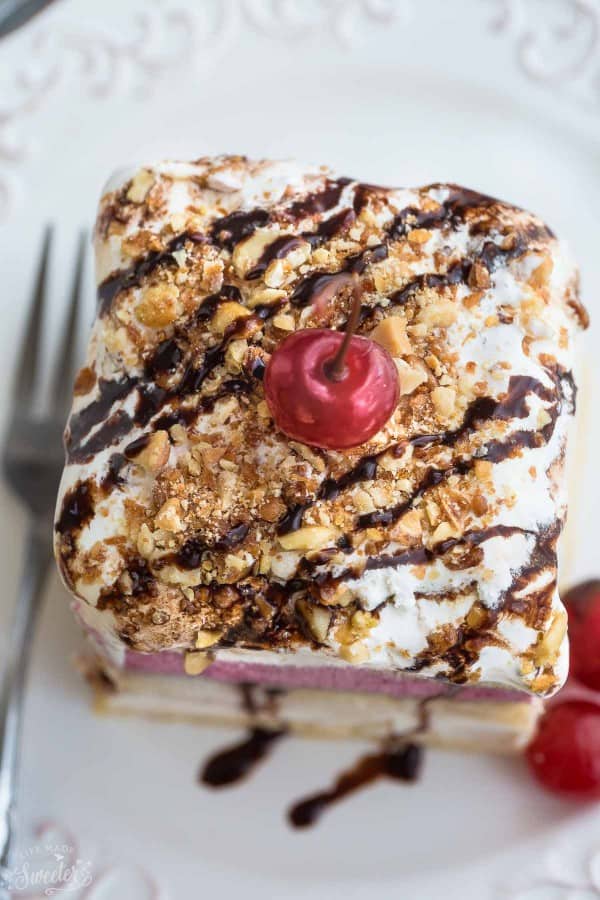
[54,156,587,754]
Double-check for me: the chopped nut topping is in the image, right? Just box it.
[133,431,170,475]
[195,629,224,650]
[395,358,428,395]
[370,316,412,357]
[135,284,181,328]
[211,301,251,335]
[155,498,183,532]
[296,599,332,642]
[278,526,339,551]
[431,385,457,417]
[184,651,214,675]
[126,169,155,203]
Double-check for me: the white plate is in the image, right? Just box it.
[1,1,600,897]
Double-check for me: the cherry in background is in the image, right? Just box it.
[563,579,600,692]
[526,580,600,800]
[527,701,600,800]
[264,275,399,450]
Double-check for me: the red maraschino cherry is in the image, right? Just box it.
[563,580,600,691]
[526,701,600,799]
[264,276,399,449]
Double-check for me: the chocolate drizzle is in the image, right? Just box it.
[357,373,560,531]
[246,235,305,280]
[123,433,151,459]
[66,376,136,459]
[55,480,95,536]
[175,537,206,570]
[200,729,285,788]
[288,743,422,828]
[306,207,356,244]
[215,522,250,550]
[278,371,565,537]
[211,208,269,250]
[174,522,250,570]
[197,681,425,828]
[278,455,378,535]
[365,524,533,571]
[290,245,388,308]
[389,185,501,238]
[389,259,469,308]
[147,338,182,376]
[283,178,352,220]
[97,231,206,317]
[66,327,255,464]
[100,453,127,491]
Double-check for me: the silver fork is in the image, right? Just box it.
[0,227,86,894]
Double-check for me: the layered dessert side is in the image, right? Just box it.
[54,156,586,753]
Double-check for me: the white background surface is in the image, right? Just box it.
[1,1,600,897]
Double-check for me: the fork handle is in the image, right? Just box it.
[0,520,52,891]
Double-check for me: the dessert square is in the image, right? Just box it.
[55,156,586,739]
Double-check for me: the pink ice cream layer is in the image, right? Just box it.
[123,650,532,703]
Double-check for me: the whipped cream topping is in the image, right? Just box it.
[54,156,586,696]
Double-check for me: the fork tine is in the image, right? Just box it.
[51,230,87,413]
[13,224,53,405]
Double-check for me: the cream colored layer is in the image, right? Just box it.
[89,661,542,753]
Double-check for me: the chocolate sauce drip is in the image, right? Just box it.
[360,462,472,530]
[211,208,269,250]
[358,374,556,530]
[97,231,205,316]
[245,355,266,381]
[201,728,285,788]
[135,384,169,427]
[69,410,134,464]
[278,455,379,535]
[246,235,305,280]
[178,344,225,395]
[55,480,95,535]
[405,522,561,681]
[194,286,242,324]
[389,259,470,308]
[366,525,533,571]
[239,683,257,714]
[215,522,250,550]
[478,238,522,272]
[174,518,251,569]
[290,271,348,308]
[197,379,252,414]
[277,504,307,535]
[128,558,154,596]
[175,537,207,570]
[277,372,560,537]
[304,208,356,246]
[288,743,422,828]
[284,178,352,219]
[389,185,500,238]
[346,243,388,275]
[409,374,554,453]
[121,433,150,460]
[352,182,392,214]
[147,338,182,376]
[290,245,387,308]
[101,453,127,491]
[70,358,252,463]
[66,376,136,458]
[321,456,378,502]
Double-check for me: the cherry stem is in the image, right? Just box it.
[325,275,362,382]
